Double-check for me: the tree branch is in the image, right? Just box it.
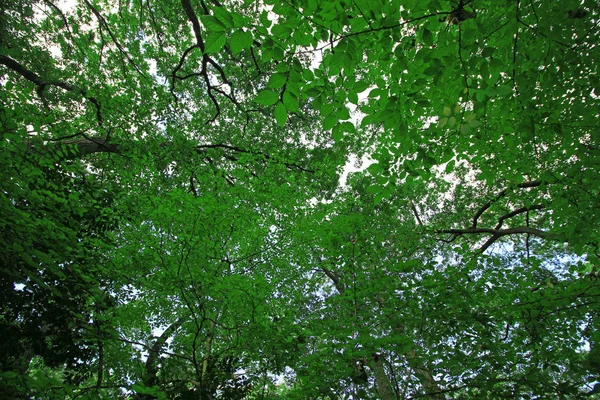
[437,226,554,252]
[181,0,205,52]
[0,54,103,123]
[320,266,345,294]
[83,0,147,77]
[495,204,544,230]
[41,137,315,174]
[145,316,187,387]
[411,201,424,226]
[175,0,237,122]
[471,181,542,228]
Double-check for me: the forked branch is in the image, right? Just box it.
[174,0,238,123]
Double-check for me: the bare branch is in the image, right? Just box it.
[181,0,205,52]
[411,201,424,226]
[320,266,345,294]
[145,316,187,387]
[176,0,237,121]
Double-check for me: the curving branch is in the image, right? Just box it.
[43,0,85,59]
[495,204,544,230]
[41,136,314,174]
[181,0,205,52]
[144,316,187,387]
[437,226,557,252]
[434,181,558,252]
[173,0,238,123]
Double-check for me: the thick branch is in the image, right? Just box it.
[406,349,445,400]
[43,137,314,174]
[411,201,424,226]
[181,0,205,52]
[175,0,236,122]
[59,137,120,156]
[320,266,345,294]
[438,227,549,237]
[370,353,396,400]
[0,55,103,123]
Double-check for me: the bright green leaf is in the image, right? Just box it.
[274,101,287,126]
[267,73,287,89]
[323,114,338,130]
[230,30,253,55]
[204,32,227,54]
[254,90,279,105]
[282,91,299,113]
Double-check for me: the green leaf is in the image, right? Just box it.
[274,101,287,126]
[254,90,279,105]
[353,80,370,93]
[201,15,226,32]
[267,73,287,89]
[348,90,359,105]
[323,114,338,130]
[336,106,350,120]
[282,91,299,113]
[231,11,247,28]
[366,185,383,194]
[332,123,343,142]
[212,7,235,28]
[422,28,433,46]
[204,32,227,54]
[230,30,253,55]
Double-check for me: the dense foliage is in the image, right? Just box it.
[1,0,599,398]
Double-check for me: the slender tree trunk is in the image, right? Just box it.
[406,349,445,400]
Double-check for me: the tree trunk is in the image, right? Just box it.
[370,353,397,400]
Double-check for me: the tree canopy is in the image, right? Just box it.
[1,0,599,398]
